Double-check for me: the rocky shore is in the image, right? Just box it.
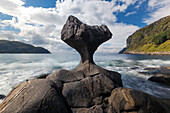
[0,16,170,113]
[139,66,170,85]
[124,51,170,55]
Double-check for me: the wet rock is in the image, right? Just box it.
[108,88,170,113]
[130,67,140,70]
[139,66,170,75]
[0,79,72,113]
[139,66,170,85]
[148,74,170,85]
[143,67,158,71]
[0,95,5,99]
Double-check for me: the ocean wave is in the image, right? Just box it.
[138,59,170,67]
[0,54,170,98]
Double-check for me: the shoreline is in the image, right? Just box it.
[124,51,170,56]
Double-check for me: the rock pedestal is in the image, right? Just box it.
[47,15,123,111]
[61,16,112,64]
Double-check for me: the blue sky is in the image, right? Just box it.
[0,0,170,52]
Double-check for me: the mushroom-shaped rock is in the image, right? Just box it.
[47,15,122,87]
[61,15,112,64]
[46,15,123,110]
[108,88,170,113]
[0,79,72,113]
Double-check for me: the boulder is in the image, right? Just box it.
[139,66,170,85]
[108,88,170,113]
[62,74,115,107]
[0,79,72,113]
[148,74,170,85]
[72,105,103,113]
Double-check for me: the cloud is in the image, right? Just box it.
[148,0,157,7]
[112,0,138,12]
[0,0,140,52]
[125,11,136,16]
[144,0,170,24]
[105,23,139,49]
[135,0,146,9]
[0,30,19,40]
[0,0,25,17]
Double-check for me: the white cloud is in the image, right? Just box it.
[105,23,139,50]
[125,11,136,16]
[148,0,157,7]
[144,0,170,24]
[0,0,140,53]
[0,0,25,17]
[0,30,19,41]
[135,0,146,9]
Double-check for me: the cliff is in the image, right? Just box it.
[123,15,170,55]
[0,40,50,53]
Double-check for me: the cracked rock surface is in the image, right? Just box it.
[0,79,72,113]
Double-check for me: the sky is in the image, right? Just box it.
[0,0,170,53]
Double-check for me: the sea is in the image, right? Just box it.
[0,52,170,103]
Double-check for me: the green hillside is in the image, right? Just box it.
[0,40,50,53]
[124,15,170,53]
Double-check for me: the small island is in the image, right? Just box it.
[120,15,170,55]
[0,40,50,54]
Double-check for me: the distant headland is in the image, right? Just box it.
[120,15,170,55]
[0,40,50,54]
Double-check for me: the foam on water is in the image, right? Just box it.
[0,53,170,99]
[96,55,170,98]
[138,59,170,67]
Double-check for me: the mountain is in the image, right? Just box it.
[118,47,127,54]
[121,15,170,55]
[0,40,50,53]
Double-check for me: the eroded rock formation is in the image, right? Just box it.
[47,15,122,111]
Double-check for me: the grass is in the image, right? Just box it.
[139,40,170,52]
